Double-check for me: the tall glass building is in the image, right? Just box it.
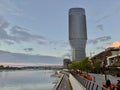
[69,8,87,61]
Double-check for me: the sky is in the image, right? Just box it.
[0,0,120,64]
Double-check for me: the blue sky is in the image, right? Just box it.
[0,0,120,59]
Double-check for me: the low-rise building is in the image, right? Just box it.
[91,47,120,67]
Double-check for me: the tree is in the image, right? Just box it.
[116,58,120,67]
[80,57,92,73]
[93,59,101,73]
[69,61,79,70]
[69,57,93,74]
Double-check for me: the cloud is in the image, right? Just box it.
[24,48,34,52]
[0,16,10,29]
[96,42,114,50]
[37,41,46,45]
[62,53,71,58]
[87,39,98,44]
[0,50,62,65]
[87,36,111,45]
[60,42,69,47]
[107,41,120,48]
[49,40,69,47]
[0,0,24,16]
[96,24,104,31]
[49,41,59,45]
[0,29,12,41]
[0,25,46,44]
[97,36,111,42]
[95,15,109,23]
[10,25,46,43]
[104,42,113,46]
[95,4,120,23]
[0,16,46,45]
[96,46,105,50]
[4,40,14,45]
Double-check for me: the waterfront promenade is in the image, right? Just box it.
[54,71,86,90]
[54,72,85,90]
[57,74,71,90]
[54,71,120,90]
[69,74,86,90]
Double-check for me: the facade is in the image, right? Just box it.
[91,48,120,67]
[69,8,87,61]
[63,59,71,69]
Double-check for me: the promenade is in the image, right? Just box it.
[54,71,120,90]
[57,74,71,90]
[69,74,86,90]
[54,72,86,90]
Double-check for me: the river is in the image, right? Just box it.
[0,70,57,90]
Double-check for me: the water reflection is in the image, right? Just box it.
[0,70,56,90]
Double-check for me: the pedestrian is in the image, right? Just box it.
[116,80,120,90]
[103,79,113,90]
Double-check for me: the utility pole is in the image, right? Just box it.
[103,50,107,81]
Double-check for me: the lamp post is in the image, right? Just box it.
[104,58,107,81]
[103,50,107,81]
[117,46,120,61]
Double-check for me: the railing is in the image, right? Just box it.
[53,74,64,90]
[71,72,107,90]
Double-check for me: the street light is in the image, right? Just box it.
[118,46,120,61]
[103,50,107,81]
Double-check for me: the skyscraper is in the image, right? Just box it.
[69,8,87,61]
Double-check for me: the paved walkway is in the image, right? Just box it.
[57,74,71,90]
[69,74,86,90]
[90,73,120,86]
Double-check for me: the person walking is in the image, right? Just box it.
[103,79,113,90]
[116,80,120,90]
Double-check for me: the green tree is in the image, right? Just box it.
[116,58,120,66]
[93,59,101,73]
[78,61,82,70]
[69,61,79,70]
[69,57,93,74]
[80,57,92,73]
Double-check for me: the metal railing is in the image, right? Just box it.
[71,72,107,90]
[53,74,64,90]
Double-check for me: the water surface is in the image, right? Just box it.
[0,70,56,90]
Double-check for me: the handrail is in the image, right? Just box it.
[71,72,107,90]
[53,74,64,90]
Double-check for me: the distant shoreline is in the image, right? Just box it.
[0,65,63,70]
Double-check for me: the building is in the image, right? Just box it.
[91,47,120,67]
[69,8,87,61]
[63,59,71,69]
